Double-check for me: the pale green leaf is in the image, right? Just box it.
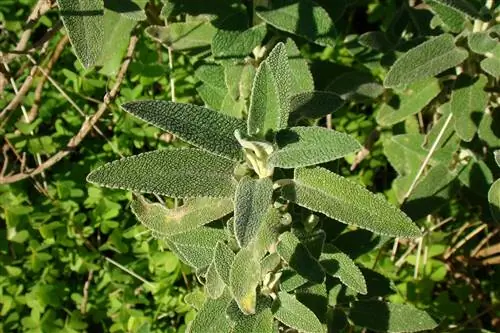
[273,292,325,333]
[205,261,225,299]
[268,126,361,169]
[283,167,421,238]
[122,100,246,160]
[87,149,237,198]
[104,0,147,21]
[234,177,273,248]
[130,196,233,237]
[229,247,261,314]
[146,21,216,50]
[451,74,488,142]
[248,42,292,138]
[495,151,500,167]
[327,71,384,102]
[184,290,206,310]
[349,300,437,333]
[286,39,314,94]
[478,110,500,148]
[224,63,256,103]
[280,269,308,292]
[188,290,233,333]
[384,34,468,88]
[276,232,325,284]
[468,32,497,55]
[226,298,274,333]
[214,241,235,286]
[59,0,104,68]
[407,164,456,201]
[320,245,367,295]
[166,227,226,270]
[377,78,441,127]
[289,91,345,121]
[257,0,336,47]
[481,57,500,78]
[251,207,282,259]
[425,0,466,32]
[427,0,481,19]
[489,180,500,223]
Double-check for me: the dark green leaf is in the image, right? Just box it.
[146,21,216,51]
[320,245,367,294]
[273,292,325,333]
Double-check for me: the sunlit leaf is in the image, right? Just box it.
[273,291,325,333]
[229,247,261,314]
[320,245,367,294]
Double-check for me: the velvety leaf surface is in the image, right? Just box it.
[349,300,438,332]
[146,21,216,50]
[384,34,468,87]
[214,241,235,286]
[427,0,481,18]
[229,247,261,314]
[188,290,233,333]
[481,57,500,78]
[130,196,233,237]
[205,261,225,299]
[426,0,466,32]
[283,167,421,237]
[406,164,456,201]
[234,177,273,248]
[250,206,282,259]
[273,291,325,333]
[286,39,314,94]
[276,232,325,284]
[451,75,488,142]
[320,245,367,295]
[104,0,147,21]
[268,126,361,168]
[489,180,500,223]
[377,79,440,127]
[122,100,246,160]
[59,0,104,68]
[289,91,344,121]
[327,71,384,102]
[226,298,274,333]
[248,42,292,137]
[87,149,237,198]
[478,110,500,148]
[468,32,497,55]
[257,0,335,46]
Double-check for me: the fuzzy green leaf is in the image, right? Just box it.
[489,180,500,223]
[327,71,384,102]
[406,164,456,202]
[226,298,274,333]
[166,227,226,271]
[426,0,481,19]
[224,63,256,103]
[188,290,233,333]
[426,0,466,32]
[280,269,308,292]
[122,101,246,160]
[206,261,225,299]
[184,290,206,310]
[234,177,274,248]
[349,300,437,332]
[377,78,441,127]
[283,167,421,238]
[251,207,282,259]
[268,126,361,169]
[286,39,314,94]
[229,247,261,314]
[276,232,325,284]
[478,110,500,148]
[481,57,500,78]
[289,91,345,121]
[273,292,325,333]
[104,0,147,21]
[320,245,367,295]
[257,0,335,47]
[384,34,468,88]
[468,32,497,55]
[248,42,292,137]
[146,21,216,51]
[59,0,104,68]
[451,75,488,142]
[130,196,233,237]
[87,149,237,198]
[214,241,235,286]
[458,160,493,196]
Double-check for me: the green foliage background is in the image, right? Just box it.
[0,0,499,332]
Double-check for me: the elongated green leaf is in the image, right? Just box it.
[206,261,225,299]
[280,269,308,292]
[427,0,481,19]
[59,0,104,68]
[320,245,367,295]
[122,101,246,160]
[458,160,493,196]
[384,34,468,87]
[406,164,456,201]
[188,290,233,333]
[478,110,500,148]
[276,232,325,284]
[286,39,314,94]
[349,301,437,332]
[130,196,233,237]
[268,127,361,168]
[248,43,292,137]
[468,32,497,55]
[257,0,335,47]
[214,241,235,286]
[426,0,466,32]
[251,207,282,259]
[481,57,500,78]
[229,247,261,314]
[224,63,256,103]
[451,74,488,142]
[234,177,273,248]
[146,21,216,50]
[289,91,345,122]
[184,290,206,310]
[273,292,325,333]
[377,78,440,127]
[489,180,500,223]
[87,149,237,198]
[226,297,274,333]
[283,167,421,238]
[327,71,384,102]
[166,227,226,270]
[104,0,146,21]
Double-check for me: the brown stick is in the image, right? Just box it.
[0,36,138,185]
[0,65,38,120]
[80,270,94,314]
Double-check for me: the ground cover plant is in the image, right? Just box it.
[1,0,499,332]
